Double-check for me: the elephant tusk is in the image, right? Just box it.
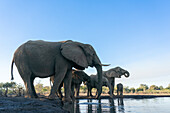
[99,63,111,66]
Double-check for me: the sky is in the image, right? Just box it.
[0,0,170,88]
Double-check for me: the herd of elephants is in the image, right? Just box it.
[11,40,130,102]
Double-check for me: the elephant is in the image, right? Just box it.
[11,40,107,102]
[117,83,123,96]
[86,75,111,97]
[103,67,130,96]
[71,70,90,97]
[50,69,90,98]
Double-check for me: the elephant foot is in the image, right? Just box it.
[48,94,60,100]
[25,94,38,98]
[90,94,94,97]
[96,95,101,99]
[75,95,80,98]
[109,95,114,98]
[62,97,72,103]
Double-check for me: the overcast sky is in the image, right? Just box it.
[0,0,170,88]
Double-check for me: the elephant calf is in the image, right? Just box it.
[86,75,111,97]
[71,70,90,97]
[50,70,90,98]
[117,83,123,96]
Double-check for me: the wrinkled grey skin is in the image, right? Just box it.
[117,83,123,96]
[71,70,90,97]
[50,69,90,98]
[86,75,111,97]
[103,67,130,96]
[11,40,103,102]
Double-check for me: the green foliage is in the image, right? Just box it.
[149,85,160,90]
[3,82,16,89]
[159,86,163,90]
[102,86,109,94]
[34,83,51,95]
[129,87,135,93]
[0,82,25,96]
[123,86,130,93]
[80,85,87,93]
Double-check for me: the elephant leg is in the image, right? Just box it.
[107,82,113,98]
[30,76,38,98]
[23,75,37,98]
[75,85,80,97]
[63,69,72,102]
[87,86,90,97]
[110,78,115,95]
[15,62,37,98]
[77,85,80,97]
[58,83,63,99]
[49,68,67,99]
[90,88,93,97]
[108,78,113,96]
[71,84,75,98]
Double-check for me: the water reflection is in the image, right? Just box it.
[117,98,124,113]
[63,98,125,113]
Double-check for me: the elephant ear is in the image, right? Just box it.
[61,41,88,68]
[105,70,115,77]
[105,69,120,78]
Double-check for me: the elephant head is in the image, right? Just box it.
[105,67,130,78]
[61,40,107,98]
[73,70,90,83]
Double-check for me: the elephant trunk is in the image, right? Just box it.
[95,64,102,98]
[124,71,130,77]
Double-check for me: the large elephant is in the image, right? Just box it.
[50,69,90,98]
[11,40,106,102]
[103,67,130,96]
[117,83,123,96]
[86,75,111,97]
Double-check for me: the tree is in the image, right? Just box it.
[15,84,25,96]
[130,87,135,93]
[159,86,164,90]
[42,86,51,95]
[139,84,148,92]
[3,82,16,97]
[123,86,130,93]
[149,85,160,90]
[35,83,43,94]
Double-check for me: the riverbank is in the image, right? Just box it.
[0,94,169,113]
[0,97,68,113]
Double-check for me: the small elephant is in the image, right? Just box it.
[86,75,111,97]
[50,69,90,98]
[103,67,130,96]
[117,83,123,96]
[11,40,106,102]
[71,70,90,97]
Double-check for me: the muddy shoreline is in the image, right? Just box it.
[0,97,68,113]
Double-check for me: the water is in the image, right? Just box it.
[64,97,170,113]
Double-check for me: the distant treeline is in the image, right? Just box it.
[0,82,25,97]
[1,82,170,96]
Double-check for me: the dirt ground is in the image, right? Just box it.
[0,97,69,113]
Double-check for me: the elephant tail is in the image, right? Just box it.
[11,58,14,80]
